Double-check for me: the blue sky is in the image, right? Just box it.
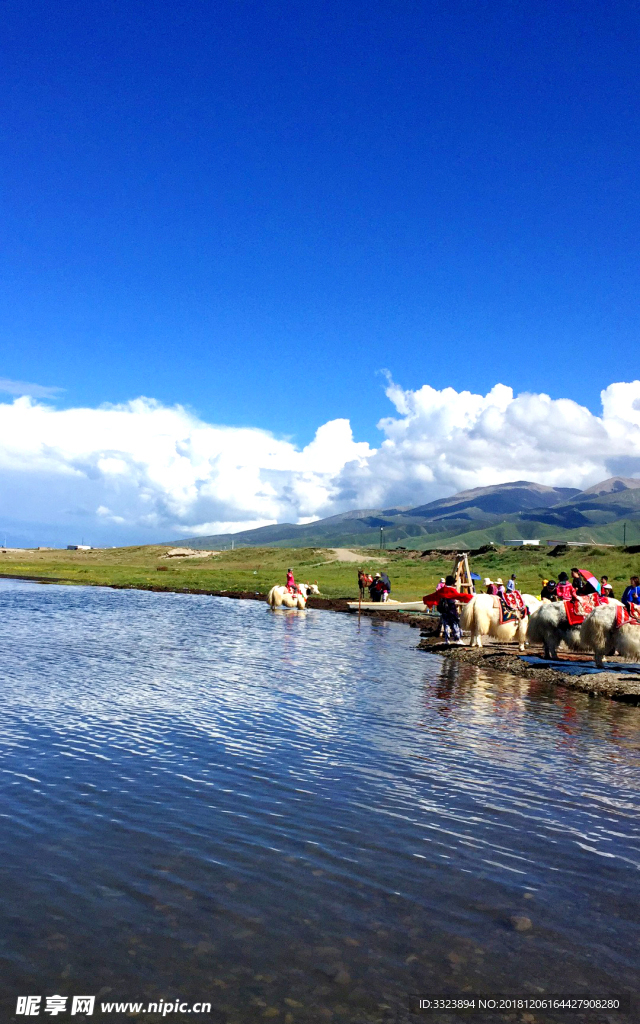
[3,0,640,439]
[2,0,640,545]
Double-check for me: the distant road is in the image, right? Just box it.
[331,548,387,563]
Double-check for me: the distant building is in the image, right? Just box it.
[505,539,541,546]
[546,540,615,548]
[67,545,92,551]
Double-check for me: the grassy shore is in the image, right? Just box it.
[1,543,639,601]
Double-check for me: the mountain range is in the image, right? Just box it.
[175,477,640,550]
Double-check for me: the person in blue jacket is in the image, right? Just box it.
[621,575,640,610]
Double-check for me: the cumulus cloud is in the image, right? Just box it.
[0,396,372,544]
[335,379,640,508]
[1,380,639,545]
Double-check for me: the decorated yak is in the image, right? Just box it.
[579,603,640,668]
[459,592,541,650]
[527,593,621,660]
[267,586,307,609]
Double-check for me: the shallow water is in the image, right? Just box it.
[0,580,638,1022]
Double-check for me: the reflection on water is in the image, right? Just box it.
[0,580,639,1022]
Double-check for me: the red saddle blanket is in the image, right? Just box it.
[564,593,608,626]
[615,604,640,628]
[496,590,526,624]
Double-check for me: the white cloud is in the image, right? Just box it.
[0,380,639,545]
[0,396,371,543]
[335,379,640,508]
[0,377,62,399]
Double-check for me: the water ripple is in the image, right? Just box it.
[0,580,639,1019]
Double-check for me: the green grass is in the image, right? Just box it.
[1,543,639,601]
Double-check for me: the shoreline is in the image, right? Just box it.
[417,635,640,705]
[0,572,431,619]
[2,572,639,705]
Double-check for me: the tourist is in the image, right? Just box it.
[600,575,614,598]
[379,572,391,602]
[621,575,640,610]
[571,567,596,595]
[286,567,296,592]
[436,577,446,591]
[494,577,505,595]
[540,579,557,601]
[368,572,385,603]
[556,572,575,601]
[506,573,517,593]
[484,577,497,595]
[423,575,473,645]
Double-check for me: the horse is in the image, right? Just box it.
[267,586,307,609]
[358,571,373,599]
[297,582,320,598]
[459,593,541,650]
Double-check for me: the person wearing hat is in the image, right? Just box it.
[286,567,296,592]
[540,578,558,601]
[600,575,614,599]
[436,577,446,591]
[484,578,497,595]
[494,577,505,595]
[506,573,517,593]
[555,572,575,601]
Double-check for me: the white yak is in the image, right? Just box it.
[267,585,307,609]
[459,594,541,650]
[526,602,582,660]
[579,604,640,668]
[527,599,621,660]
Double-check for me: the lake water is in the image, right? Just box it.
[0,580,638,1023]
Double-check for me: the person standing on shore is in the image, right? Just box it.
[423,575,473,645]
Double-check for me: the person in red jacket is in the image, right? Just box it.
[423,575,473,644]
[555,572,576,601]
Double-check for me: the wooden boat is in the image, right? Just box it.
[347,600,429,612]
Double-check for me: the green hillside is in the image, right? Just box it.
[171,477,640,551]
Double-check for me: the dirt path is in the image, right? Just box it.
[330,548,387,563]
